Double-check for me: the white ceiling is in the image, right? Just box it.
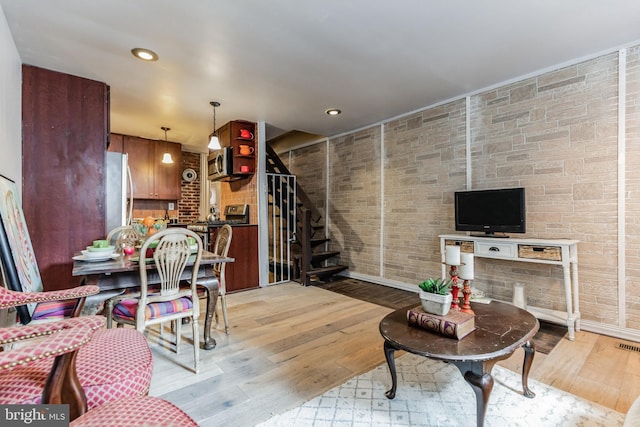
[2,1,640,152]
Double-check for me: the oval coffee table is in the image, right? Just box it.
[379,300,539,427]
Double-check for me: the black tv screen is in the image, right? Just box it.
[454,187,526,235]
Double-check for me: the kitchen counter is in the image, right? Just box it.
[171,222,259,292]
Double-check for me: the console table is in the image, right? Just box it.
[439,234,580,341]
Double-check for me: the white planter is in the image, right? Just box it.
[419,291,453,316]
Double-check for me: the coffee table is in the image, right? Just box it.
[379,300,539,427]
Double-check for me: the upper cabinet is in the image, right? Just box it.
[113,134,182,200]
[216,120,256,176]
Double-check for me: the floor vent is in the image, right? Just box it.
[617,342,640,353]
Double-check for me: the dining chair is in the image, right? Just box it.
[106,224,136,249]
[0,316,197,426]
[106,228,203,373]
[0,286,154,412]
[194,224,233,334]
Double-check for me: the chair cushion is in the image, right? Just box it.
[0,328,152,410]
[113,297,193,321]
[31,300,77,321]
[70,395,198,427]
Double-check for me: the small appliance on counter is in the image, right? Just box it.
[186,204,250,249]
[188,204,249,230]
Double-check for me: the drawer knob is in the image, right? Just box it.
[489,247,500,252]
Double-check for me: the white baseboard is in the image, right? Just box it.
[579,320,640,343]
[337,271,418,294]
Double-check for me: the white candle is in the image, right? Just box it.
[445,245,461,266]
[459,253,475,280]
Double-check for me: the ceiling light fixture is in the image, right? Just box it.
[161,127,174,164]
[131,48,159,61]
[208,101,221,150]
[325,108,342,116]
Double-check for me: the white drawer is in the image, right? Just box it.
[475,241,516,260]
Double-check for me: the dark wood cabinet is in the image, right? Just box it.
[123,135,182,200]
[108,133,124,153]
[21,65,109,291]
[214,120,256,177]
[210,225,259,292]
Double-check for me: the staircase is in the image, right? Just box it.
[266,144,348,286]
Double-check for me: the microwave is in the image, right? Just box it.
[208,147,234,181]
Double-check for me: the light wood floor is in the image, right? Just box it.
[146,282,640,426]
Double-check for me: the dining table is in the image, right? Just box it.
[72,250,234,350]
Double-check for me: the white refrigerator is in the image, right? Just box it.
[105,152,133,234]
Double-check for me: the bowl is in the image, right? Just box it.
[86,245,116,253]
[132,221,167,240]
[82,249,115,258]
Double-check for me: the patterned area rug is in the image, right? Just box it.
[258,353,624,427]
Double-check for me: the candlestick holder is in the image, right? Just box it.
[448,264,461,310]
[460,279,475,314]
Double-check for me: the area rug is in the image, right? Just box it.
[257,353,624,427]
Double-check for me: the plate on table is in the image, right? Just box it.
[81,249,115,259]
[73,253,119,262]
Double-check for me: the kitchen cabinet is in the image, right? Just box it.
[21,65,109,291]
[215,120,256,177]
[108,133,124,153]
[210,225,259,292]
[123,135,182,200]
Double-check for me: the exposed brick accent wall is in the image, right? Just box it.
[178,152,201,223]
[626,46,640,329]
[383,101,467,283]
[329,127,383,277]
[469,52,619,323]
[289,143,327,219]
[288,44,640,332]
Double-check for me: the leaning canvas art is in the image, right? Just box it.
[0,174,43,321]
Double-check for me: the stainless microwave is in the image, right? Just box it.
[208,147,234,181]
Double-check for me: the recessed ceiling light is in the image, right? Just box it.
[325,108,342,116]
[131,48,158,61]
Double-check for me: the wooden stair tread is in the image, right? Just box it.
[305,265,348,277]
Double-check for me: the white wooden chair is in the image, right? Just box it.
[195,224,232,334]
[106,228,203,373]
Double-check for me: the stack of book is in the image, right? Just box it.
[407,308,476,340]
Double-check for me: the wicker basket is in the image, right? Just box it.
[517,245,561,261]
[444,240,474,253]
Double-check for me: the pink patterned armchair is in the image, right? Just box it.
[0,285,153,412]
[0,315,196,426]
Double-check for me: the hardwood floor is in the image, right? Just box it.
[147,282,640,426]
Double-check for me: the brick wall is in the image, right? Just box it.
[178,152,201,223]
[288,44,640,332]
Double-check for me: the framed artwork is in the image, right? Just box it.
[0,174,43,323]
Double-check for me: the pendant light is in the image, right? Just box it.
[208,101,221,150]
[161,126,174,164]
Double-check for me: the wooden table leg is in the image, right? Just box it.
[197,279,219,350]
[522,340,536,398]
[383,340,398,399]
[453,360,495,427]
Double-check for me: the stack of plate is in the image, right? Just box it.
[74,245,119,262]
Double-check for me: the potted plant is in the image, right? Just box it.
[418,278,453,316]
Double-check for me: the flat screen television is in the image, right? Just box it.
[454,187,526,235]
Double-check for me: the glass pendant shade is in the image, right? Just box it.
[160,126,174,164]
[209,101,221,150]
[161,152,174,164]
[208,134,221,150]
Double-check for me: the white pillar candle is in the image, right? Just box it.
[459,252,474,280]
[445,245,461,266]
